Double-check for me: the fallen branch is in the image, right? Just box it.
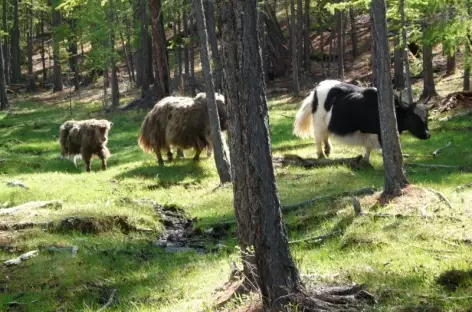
[0,200,63,215]
[405,163,472,172]
[432,141,451,158]
[454,182,472,192]
[283,187,378,212]
[97,289,117,312]
[273,154,372,170]
[4,250,39,266]
[289,230,342,244]
[426,188,453,209]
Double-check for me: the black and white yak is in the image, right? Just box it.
[293,79,431,162]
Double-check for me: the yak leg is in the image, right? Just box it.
[156,150,165,166]
[193,148,202,162]
[176,148,185,159]
[82,152,92,172]
[314,128,327,159]
[98,149,108,170]
[323,132,332,157]
[167,147,173,162]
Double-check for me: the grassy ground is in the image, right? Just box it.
[0,84,471,312]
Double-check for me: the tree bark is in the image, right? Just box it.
[10,0,20,84]
[183,9,189,77]
[2,0,9,84]
[189,12,196,96]
[52,3,63,92]
[303,0,310,72]
[193,0,231,183]
[67,18,80,91]
[290,0,300,95]
[124,16,135,83]
[150,0,169,99]
[220,0,302,308]
[336,10,344,79]
[421,35,438,99]
[400,0,413,103]
[203,0,222,92]
[118,26,133,84]
[40,12,47,82]
[27,2,35,92]
[446,53,456,75]
[140,0,150,93]
[350,8,357,58]
[177,13,183,93]
[0,33,8,110]
[132,0,142,87]
[297,0,303,74]
[465,0,471,91]
[371,0,409,197]
[393,34,405,89]
[109,0,119,109]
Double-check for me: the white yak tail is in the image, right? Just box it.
[293,90,315,139]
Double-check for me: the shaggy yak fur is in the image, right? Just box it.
[138,92,228,165]
[59,119,113,172]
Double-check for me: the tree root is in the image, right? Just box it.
[425,187,453,209]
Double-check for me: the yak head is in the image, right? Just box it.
[92,120,112,144]
[393,90,431,140]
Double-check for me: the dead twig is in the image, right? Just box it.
[426,187,453,209]
[96,289,117,312]
[283,187,378,212]
[273,154,371,170]
[405,163,472,172]
[432,141,451,158]
[289,230,342,244]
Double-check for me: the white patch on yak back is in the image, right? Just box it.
[312,79,342,138]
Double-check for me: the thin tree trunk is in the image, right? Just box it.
[67,19,79,91]
[371,0,409,197]
[52,4,63,92]
[2,0,9,84]
[290,0,299,95]
[193,0,231,183]
[0,34,8,110]
[350,8,357,58]
[328,36,333,77]
[27,2,35,92]
[10,0,20,84]
[40,12,47,82]
[297,0,303,74]
[400,0,413,103]
[124,16,135,82]
[118,26,133,84]
[109,0,119,109]
[393,34,405,89]
[336,10,344,79]
[219,0,302,307]
[150,0,168,99]
[177,13,183,93]
[303,0,310,72]
[421,28,438,99]
[203,0,223,91]
[320,29,325,76]
[183,9,189,77]
[189,12,196,96]
[140,0,150,94]
[132,0,142,87]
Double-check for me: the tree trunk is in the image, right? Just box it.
[108,0,119,109]
[67,19,80,91]
[393,34,405,89]
[336,10,344,79]
[350,8,357,58]
[320,29,325,76]
[328,36,333,77]
[203,0,223,91]
[140,0,150,93]
[118,26,133,84]
[148,32,154,85]
[27,4,35,92]
[40,12,47,82]
[446,53,456,75]
[2,0,9,84]
[297,0,303,74]
[10,0,20,84]
[421,35,438,99]
[124,16,135,82]
[150,0,169,99]
[399,0,413,104]
[189,12,196,96]
[290,0,299,95]
[177,13,183,93]
[52,4,63,92]
[303,0,310,72]
[133,0,142,87]
[219,1,302,308]
[193,0,231,183]
[183,9,189,77]
[371,0,409,197]
[0,34,8,110]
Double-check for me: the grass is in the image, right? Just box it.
[0,84,471,312]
